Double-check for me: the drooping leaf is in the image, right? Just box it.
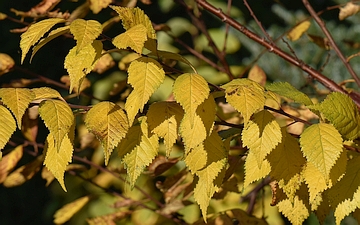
[0,145,23,183]
[125,57,165,125]
[339,2,360,20]
[287,21,311,41]
[308,92,360,140]
[32,87,64,100]
[20,18,65,63]
[196,95,216,136]
[277,196,309,225]
[147,101,184,156]
[122,116,159,187]
[0,88,35,128]
[185,143,207,174]
[333,187,360,225]
[221,78,265,124]
[179,113,206,153]
[54,196,90,224]
[85,102,129,165]
[38,99,74,151]
[242,110,282,167]
[173,73,210,125]
[0,105,17,152]
[244,151,271,188]
[266,82,313,106]
[112,24,148,54]
[70,19,102,53]
[300,123,343,182]
[117,125,142,159]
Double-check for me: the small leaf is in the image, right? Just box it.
[85,101,129,165]
[300,123,343,182]
[248,64,266,86]
[339,2,360,20]
[70,19,102,53]
[277,196,309,225]
[0,105,17,152]
[266,82,313,106]
[89,0,112,14]
[112,24,148,54]
[287,21,311,41]
[54,196,90,224]
[39,99,74,151]
[0,145,23,183]
[20,18,65,63]
[125,57,165,125]
[0,88,35,128]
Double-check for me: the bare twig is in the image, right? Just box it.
[221,0,232,54]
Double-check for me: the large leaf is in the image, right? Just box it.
[0,88,35,128]
[125,57,165,125]
[309,92,360,140]
[70,19,102,53]
[300,123,343,182]
[0,105,17,152]
[39,99,74,151]
[221,78,265,124]
[54,196,90,224]
[173,73,210,125]
[85,101,129,165]
[266,82,313,106]
[112,24,148,54]
[20,18,65,63]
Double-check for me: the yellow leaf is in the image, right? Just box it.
[44,132,74,191]
[117,125,142,159]
[248,64,266,86]
[173,73,210,125]
[122,116,159,187]
[125,57,165,125]
[242,110,282,167]
[31,26,70,62]
[287,21,311,41]
[334,186,360,224]
[278,173,303,200]
[89,0,112,14]
[70,19,102,53]
[196,94,216,136]
[309,92,360,140]
[110,6,156,39]
[0,105,17,152]
[180,113,206,153]
[221,78,265,124]
[54,195,90,224]
[300,123,343,182]
[85,101,129,165]
[339,2,360,20]
[185,143,207,174]
[39,99,74,151]
[244,151,271,188]
[147,101,184,156]
[0,53,15,75]
[112,24,148,54]
[277,196,309,225]
[64,40,102,93]
[20,18,65,63]
[0,88,35,128]
[266,81,313,106]
[32,87,64,100]
[3,155,43,187]
[0,145,23,183]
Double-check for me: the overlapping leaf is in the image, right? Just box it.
[32,87,64,100]
[277,196,309,225]
[185,143,207,174]
[85,101,129,165]
[221,78,265,124]
[196,95,216,136]
[125,57,165,125]
[179,113,206,153]
[244,151,271,188]
[0,105,17,152]
[54,195,90,224]
[112,24,148,54]
[0,145,23,183]
[70,19,102,53]
[39,99,74,151]
[20,18,65,63]
[0,88,35,128]
[266,81,313,106]
[89,0,112,14]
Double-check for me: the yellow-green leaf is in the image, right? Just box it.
[221,78,265,124]
[147,101,184,156]
[112,24,148,54]
[122,116,159,187]
[0,145,23,183]
[44,132,74,191]
[0,105,17,152]
[117,125,142,159]
[32,87,64,100]
[39,99,74,151]
[300,123,343,182]
[0,88,35,128]
[173,73,210,125]
[180,113,206,153]
[244,151,271,188]
[287,21,311,41]
[308,92,360,140]
[85,101,129,165]
[20,18,65,63]
[266,81,313,106]
[196,94,216,136]
[70,19,102,53]
[185,143,207,174]
[242,110,282,167]
[125,57,165,125]
[54,196,90,224]
[277,196,309,225]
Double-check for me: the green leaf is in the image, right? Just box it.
[112,24,148,54]
[70,19,102,53]
[85,101,129,165]
[20,18,65,63]
[0,105,17,152]
[300,123,343,182]
[266,82,313,106]
[308,92,360,140]
[54,196,90,224]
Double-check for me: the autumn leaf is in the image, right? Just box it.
[339,2,360,20]
[0,105,17,153]
[277,196,309,225]
[266,81,313,106]
[32,87,64,100]
[244,151,271,188]
[179,113,206,153]
[0,145,23,183]
[54,196,90,224]
[89,0,112,14]
[112,24,148,54]
[70,19,102,53]
[287,21,311,41]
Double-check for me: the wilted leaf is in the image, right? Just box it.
[339,2,360,20]
[287,21,311,41]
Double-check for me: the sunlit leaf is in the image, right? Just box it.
[32,87,64,100]
[196,95,216,136]
[248,64,266,86]
[0,145,23,183]
[54,196,90,224]
[117,125,142,159]
[244,151,271,188]
[339,2,360,20]
[287,21,311,41]
[89,0,112,14]
[266,81,313,106]
[277,196,309,225]
[70,19,102,53]
[185,143,207,174]
[112,24,148,54]
[180,113,206,153]
[0,105,17,152]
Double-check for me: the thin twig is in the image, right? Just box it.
[221,0,232,55]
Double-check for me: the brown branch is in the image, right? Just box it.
[302,0,360,88]
[195,0,360,108]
